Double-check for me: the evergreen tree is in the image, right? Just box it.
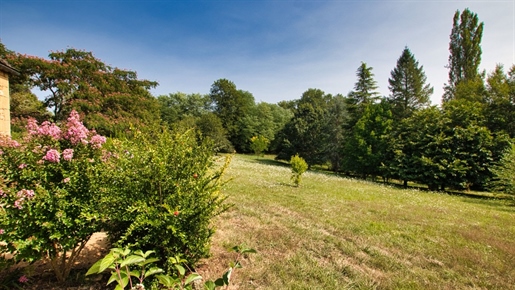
[443,8,484,102]
[321,95,349,172]
[347,62,380,126]
[388,47,433,121]
[484,65,515,137]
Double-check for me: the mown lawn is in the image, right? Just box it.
[198,154,515,290]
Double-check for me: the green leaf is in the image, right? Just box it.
[214,278,225,287]
[240,248,257,255]
[204,280,216,290]
[156,274,179,287]
[143,250,155,258]
[85,259,103,275]
[97,254,116,273]
[144,267,164,278]
[120,255,145,267]
[107,272,119,285]
[175,264,186,276]
[129,270,140,278]
[140,257,160,266]
[184,273,202,285]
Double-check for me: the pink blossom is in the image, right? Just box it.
[18,275,28,283]
[90,134,106,149]
[62,149,74,161]
[18,163,27,169]
[26,118,39,135]
[17,189,35,199]
[43,149,61,163]
[0,149,3,155]
[8,140,20,148]
[38,121,62,139]
[0,229,4,234]
[64,110,89,145]
[14,198,24,209]
[63,177,70,183]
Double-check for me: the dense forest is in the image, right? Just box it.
[2,8,514,194]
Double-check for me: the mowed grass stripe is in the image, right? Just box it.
[198,155,515,290]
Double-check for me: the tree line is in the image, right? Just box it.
[1,8,514,193]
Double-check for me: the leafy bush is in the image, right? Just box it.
[250,135,269,157]
[98,127,231,271]
[0,111,108,282]
[290,154,308,186]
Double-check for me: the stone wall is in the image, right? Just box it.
[0,70,10,136]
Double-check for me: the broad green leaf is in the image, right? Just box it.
[143,250,155,258]
[175,264,186,276]
[204,280,216,290]
[120,255,145,267]
[122,248,131,256]
[107,272,119,285]
[214,277,225,287]
[85,259,103,275]
[140,257,160,266]
[98,254,116,273]
[130,270,140,278]
[184,273,202,285]
[144,267,164,278]
[223,267,233,285]
[156,274,179,287]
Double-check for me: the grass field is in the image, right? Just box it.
[197,154,515,290]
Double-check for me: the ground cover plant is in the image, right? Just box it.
[198,154,515,289]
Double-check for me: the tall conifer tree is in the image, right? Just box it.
[388,47,433,121]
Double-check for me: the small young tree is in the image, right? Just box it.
[250,135,269,156]
[290,154,308,187]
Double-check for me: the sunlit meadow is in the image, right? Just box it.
[198,154,515,290]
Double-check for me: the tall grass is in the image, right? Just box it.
[198,155,515,289]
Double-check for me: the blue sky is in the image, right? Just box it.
[1,0,514,105]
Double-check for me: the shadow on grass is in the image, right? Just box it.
[461,197,515,212]
[249,157,290,168]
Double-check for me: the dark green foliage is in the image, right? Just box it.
[444,8,484,102]
[196,113,233,153]
[484,65,515,138]
[390,102,508,190]
[209,79,255,152]
[346,62,380,126]
[321,95,349,172]
[387,47,433,121]
[489,143,515,195]
[157,92,211,126]
[276,88,331,166]
[343,101,393,179]
[98,127,231,269]
[239,102,293,154]
[7,48,161,137]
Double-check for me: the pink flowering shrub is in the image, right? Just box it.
[0,110,109,282]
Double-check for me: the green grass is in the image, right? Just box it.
[198,154,515,289]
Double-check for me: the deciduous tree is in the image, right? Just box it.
[443,8,484,102]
